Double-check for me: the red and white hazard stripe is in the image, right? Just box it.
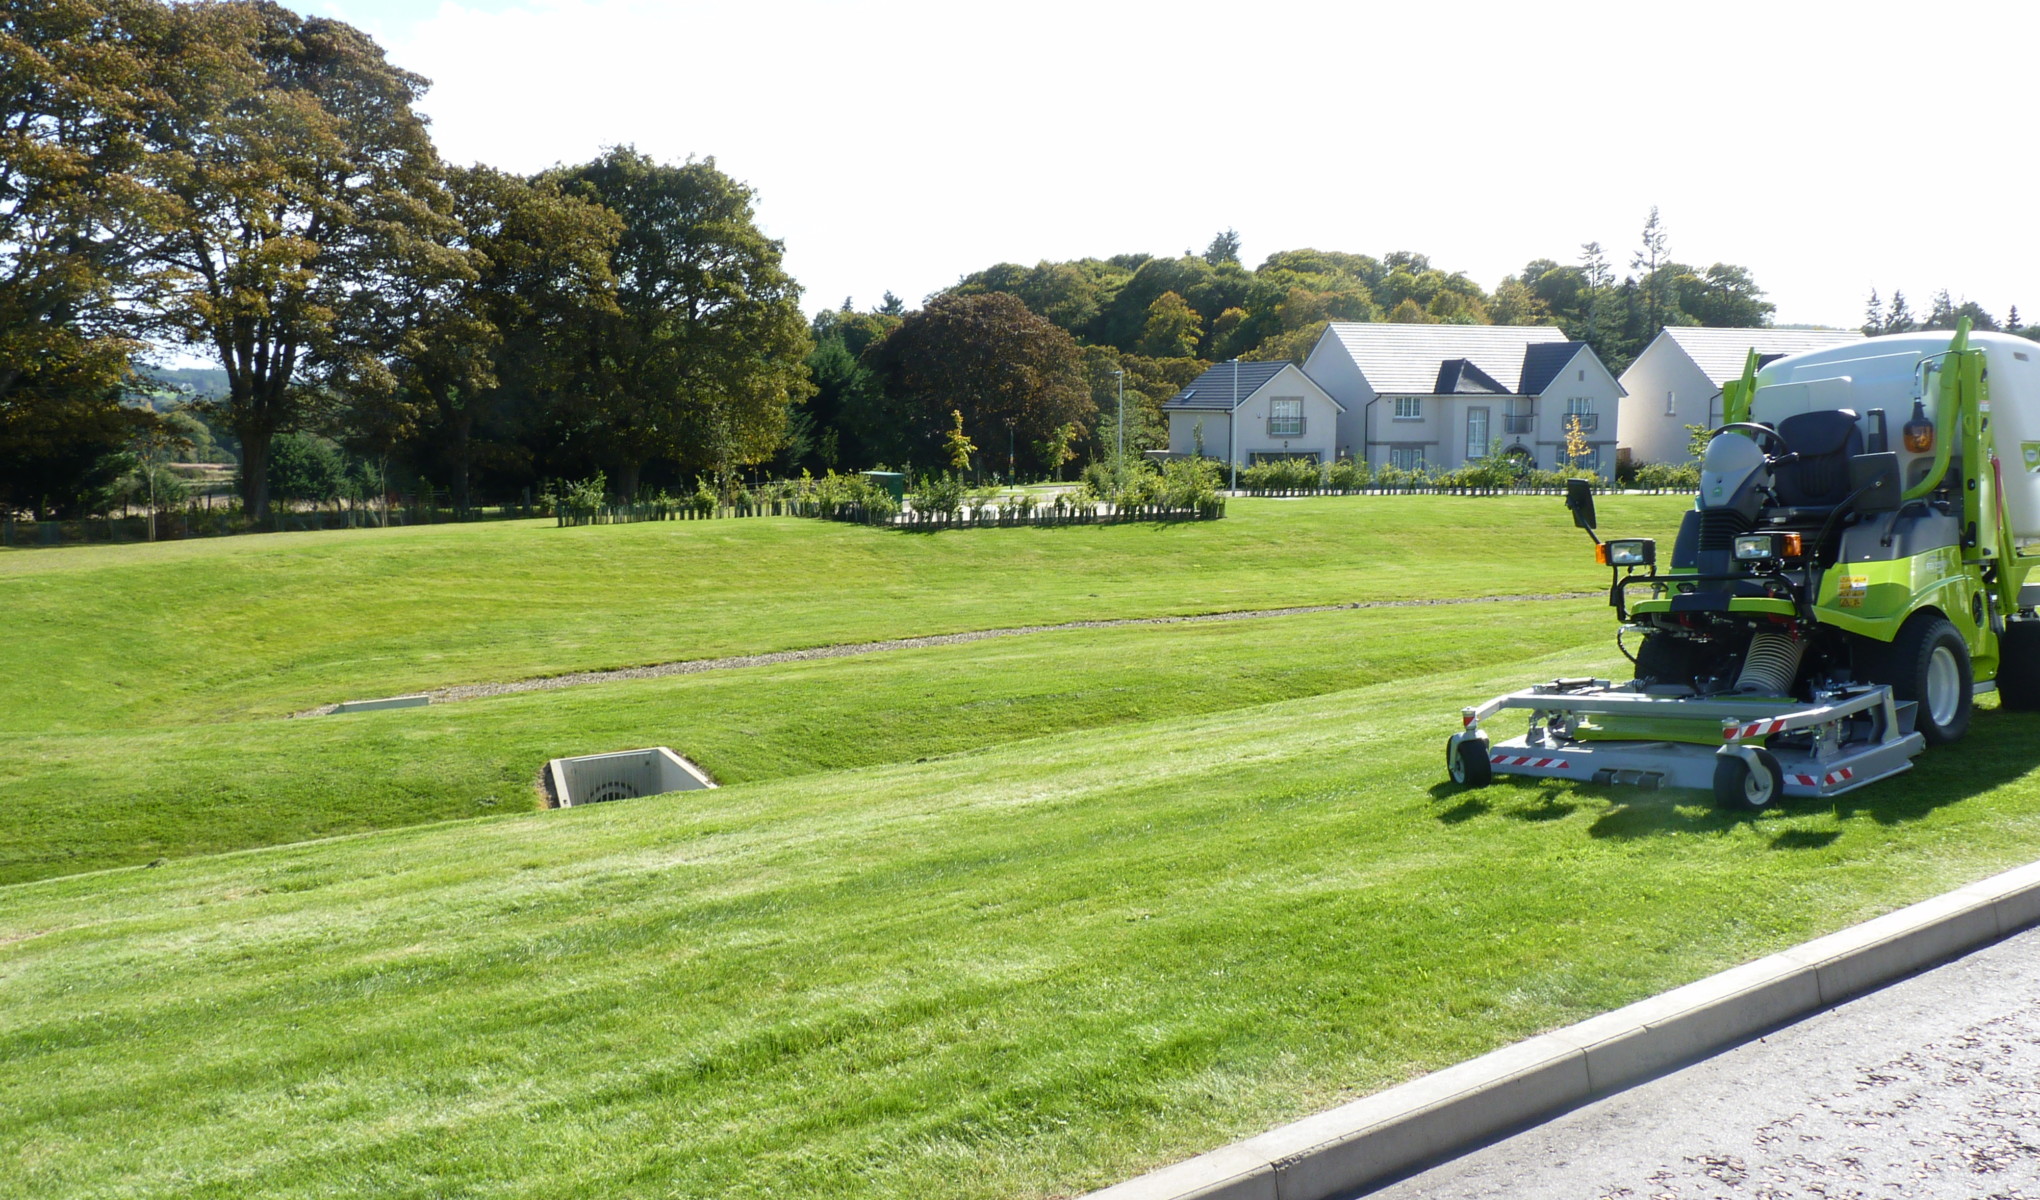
[1491,753,1572,770]
[1723,718,1788,742]
[1789,767,1855,788]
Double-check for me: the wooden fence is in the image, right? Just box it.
[557,498,1227,528]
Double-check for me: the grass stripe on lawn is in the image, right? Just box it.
[1,601,1606,884]
[6,643,2040,1199]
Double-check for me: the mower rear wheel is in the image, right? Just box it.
[1996,622,2040,711]
[1714,749,1784,811]
[1879,614,1973,745]
[1447,733,1493,787]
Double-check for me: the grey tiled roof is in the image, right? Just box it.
[1656,327,1866,387]
[1433,358,1511,395]
[1321,322,1571,393]
[1163,361,1292,410]
[1517,341,1588,397]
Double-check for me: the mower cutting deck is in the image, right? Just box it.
[1447,677,1924,810]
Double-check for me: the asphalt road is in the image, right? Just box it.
[1372,925,2040,1200]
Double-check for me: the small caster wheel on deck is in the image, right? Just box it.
[1447,732,1493,788]
[1713,748,1784,811]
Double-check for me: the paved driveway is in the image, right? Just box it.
[1373,925,2040,1199]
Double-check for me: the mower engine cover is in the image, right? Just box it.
[1699,431,1768,515]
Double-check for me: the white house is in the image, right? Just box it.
[1617,327,1866,465]
[1301,323,1626,477]
[1162,361,1344,468]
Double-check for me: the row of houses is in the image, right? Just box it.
[1161,323,1868,477]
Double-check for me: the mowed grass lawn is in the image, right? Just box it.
[9,496,2040,1198]
[2,495,1682,731]
[2,603,1608,883]
[2,494,1689,882]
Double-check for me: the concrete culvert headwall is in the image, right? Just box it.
[545,748,715,808]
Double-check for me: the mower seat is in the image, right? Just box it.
[1767,409,1862,524]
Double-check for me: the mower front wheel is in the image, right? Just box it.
[1714,748,1784,812]
[1447,733,1493,787]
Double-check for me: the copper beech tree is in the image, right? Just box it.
[864,292,1093,477]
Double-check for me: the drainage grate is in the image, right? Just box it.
[546,747,715,807]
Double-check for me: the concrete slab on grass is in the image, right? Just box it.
[330,694,430,714]
[1085,857,2040,1200]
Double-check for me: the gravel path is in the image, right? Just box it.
[295,592,1595,716]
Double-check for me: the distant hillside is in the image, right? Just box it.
[136,366,229,410]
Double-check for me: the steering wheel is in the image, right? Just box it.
[1709,422,1792,457]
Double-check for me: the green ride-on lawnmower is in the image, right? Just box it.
[1447,320,2040,810]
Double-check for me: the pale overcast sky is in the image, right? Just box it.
[306,0,2040,330]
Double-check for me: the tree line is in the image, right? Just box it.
[3,0,808,519]
[795,210,1786,478]
[8,1,2031,519]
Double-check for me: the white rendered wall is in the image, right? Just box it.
[1618,334,1718,465]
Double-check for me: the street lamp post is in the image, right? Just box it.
[1229,358,1240,492]
[1113,368,1125,463]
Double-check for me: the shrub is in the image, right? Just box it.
[1326,459,1368,491]
[557,472,608,519]
[1633,462,1701,490]
[1161,457,1220,508]
[1240,457,1325,493]
[914,471,966,516]
[265,432,347,504]
[1372,463,1429,490]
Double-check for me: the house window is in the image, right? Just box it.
[1503,397,1534,434]
[1577,369,1586,382]
[1465,407,1489,460]
[1389,445,1425,471]
[1393,397,1422,420]
[1664,389,1677,416]
[1574,446,1602,473]
[1267,398,1303,437]
[1564,397,1598,434]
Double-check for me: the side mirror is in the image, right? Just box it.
[1565,478,1598,533]
[1849,452,1902,514]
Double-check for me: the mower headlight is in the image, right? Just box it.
[1596,538,1655,568]
[1734,532,1803,562]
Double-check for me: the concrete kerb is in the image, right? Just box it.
[1086,857,2040,1200]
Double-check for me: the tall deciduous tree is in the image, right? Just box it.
[865,292,1093,475]
[1136,290,1203,357]
[140,1,457,516]
[0,0,166,514]
[1680,263,1773,328]
[391,165,619,511]
[555,149,812,497]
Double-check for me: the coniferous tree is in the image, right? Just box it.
[1630,206,1673,341]
[1884,290,1916,335]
